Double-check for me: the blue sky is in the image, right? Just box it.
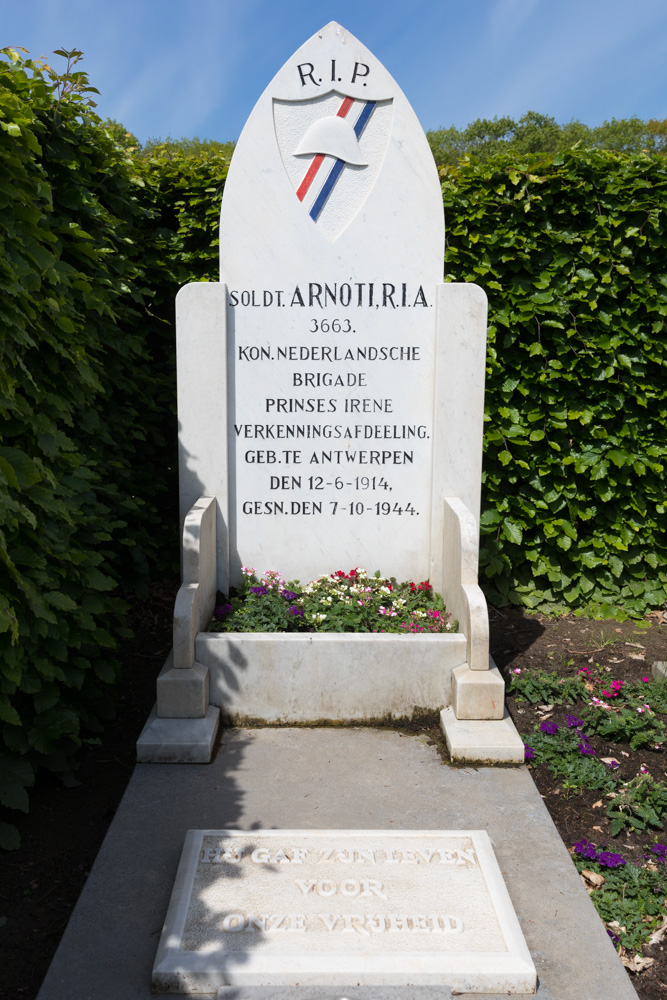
[6,0,667,143]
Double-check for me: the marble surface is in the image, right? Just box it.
[38,728,638,1000]
[196,631,467,723]
[136,704,220,763]
[153,829,535,992]
[440,708,525,764]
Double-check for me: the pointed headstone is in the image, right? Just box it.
[177,21,485,593]
[219,21,444,585]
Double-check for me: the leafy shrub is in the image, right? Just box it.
[584,705,665,751]
[572,851,667,953]
[606,774,667,836]
[523,722,616,792]
[444,151,667,616]
[0,49,176,847]
[507,667,586,704]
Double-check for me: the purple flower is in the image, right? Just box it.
[574,839,599,861]
[604,759,619,770]
[250,586,269,595]
[607,929,620,945]
[214,603,232,618]
[281,589,298,601]
[524,745,535,761]
[578,737,596,755]
[566,715,584,728]
[651,844,667,860]
[287,606,304,617]
[540,721,559,735]
[598,852,626,869]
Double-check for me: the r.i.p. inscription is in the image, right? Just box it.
[153,830,536,993]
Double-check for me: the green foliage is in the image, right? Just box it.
[584,705,665,751]
[444,150,667,615]
[0,48,180,847]
[606,774,667,836]
[573,854,667,953]
[507,667,585,704]
[523,724,616,792]
[622,679,667,715]
[139,135,236,160]
[428,112,667,167]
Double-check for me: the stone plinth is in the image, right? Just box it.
[153,829,536,993]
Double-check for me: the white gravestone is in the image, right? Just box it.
[153,829,536,993]
[137,22,527,765]
[177,20,483,590]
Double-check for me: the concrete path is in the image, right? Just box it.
[37,728,638,1000]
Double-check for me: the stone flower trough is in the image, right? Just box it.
[137,492,521,765]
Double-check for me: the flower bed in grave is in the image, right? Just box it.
[198,568,466,724]
[208,566,457,635]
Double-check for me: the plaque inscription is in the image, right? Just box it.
[153,830,537,993]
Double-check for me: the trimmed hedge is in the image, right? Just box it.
[0,50,175,847]
[442,152,667,616]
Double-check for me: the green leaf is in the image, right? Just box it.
[45,591,78,611]
[0,822,20,851]
[502,520,523,545]
[0,448,41,489]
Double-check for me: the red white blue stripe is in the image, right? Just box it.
[296,96,377,223]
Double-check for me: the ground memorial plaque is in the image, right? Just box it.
[177,20,486,591]
[153,830,536,992]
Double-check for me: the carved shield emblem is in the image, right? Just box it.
[273,90,393,242]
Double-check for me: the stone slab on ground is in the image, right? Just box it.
[37,728,638,1000]
[440,707,525,763]
[136,705,220,762]
[154,829,535,993]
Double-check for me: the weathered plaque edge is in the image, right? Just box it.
[153,829,536,992]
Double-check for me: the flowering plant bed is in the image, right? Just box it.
[496,606,667,991]
[208,566,456,634]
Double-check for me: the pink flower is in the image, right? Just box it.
[642,677,650,683]
[512,668,522,675]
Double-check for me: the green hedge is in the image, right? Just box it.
[0,50,176,847]
[442,152,667,616]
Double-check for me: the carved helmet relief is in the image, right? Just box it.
[221,20,442,271]
[274,89,393,241]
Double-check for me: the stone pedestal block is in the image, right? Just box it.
[440,708,525,764]
[136,706,220,763]
[652,661,667,682]
[157,661,209,719]
[451,662,505,721]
